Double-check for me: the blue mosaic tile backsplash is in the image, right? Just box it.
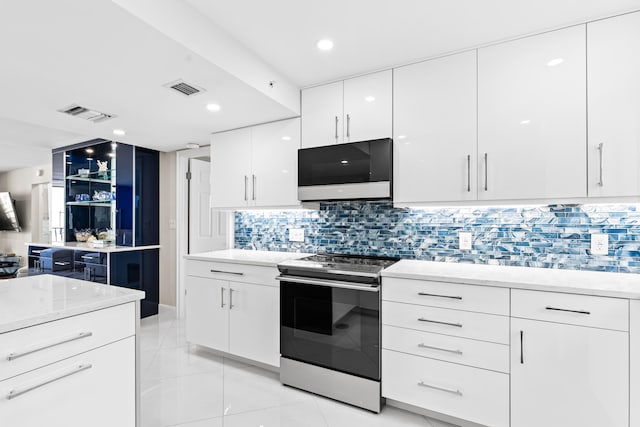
[234,202,640,273]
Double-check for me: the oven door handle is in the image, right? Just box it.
[276,275,380,292]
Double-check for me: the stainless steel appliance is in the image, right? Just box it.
[297,138,393,202]
[277,254,398,412]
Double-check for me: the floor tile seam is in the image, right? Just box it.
[143,367,225,383]
[311,396,332,427]
[164,414,224,427]
[221,397,323,420]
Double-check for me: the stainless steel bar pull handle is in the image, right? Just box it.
[210,269,244,276]
[484,152,488,191]
[6,363,92,400]
[520,330,524,364]
[417,381,462,396]
[346,114,351,138]
[252,175,256,201]
[220,287,225,308]
[418,318,462,328]
[545,306,591,315]
[334,116,339,140]
[418,292,462,300]
[244,175,248,201]
[229,288,234,309]
[7,332,93,361]
[467,154,471,192]
[597,143,604,187]
[418,343,463,355]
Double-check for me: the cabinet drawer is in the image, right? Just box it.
[0,337,135,427]
[511,289,628,331]
[383,277,509,315]
[382,325,509,373]
[0,303,135,381]
[382,349,509,427]
[185,259,278,286]
[382,301,509,344]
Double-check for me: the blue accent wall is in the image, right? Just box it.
[234,202,640,273]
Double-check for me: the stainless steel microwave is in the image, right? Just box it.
[297,138,392,202]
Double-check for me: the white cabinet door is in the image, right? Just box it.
[211,128,252,208]
[511,318,628,427]
[587,11,640,197]
[228,281,280,367]
[186,276,229,352]
[394,51,477,203]
[251,118,300,207]
[343,70,392,143]
[0,337,135,427]
[301,81,343,148]
[478,26,587,200]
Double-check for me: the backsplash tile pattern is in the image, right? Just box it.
[235,202,640,273]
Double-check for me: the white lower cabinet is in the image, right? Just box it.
[383,276,633,427]
[0,336,135,427]
[185,260,280,367]
[511,317,629,427]
[383,349,509,427]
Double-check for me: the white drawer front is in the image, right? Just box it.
[382,349,509,427]
[0,303,134,381]
[0,337,135,427]
[512,289,628,331]
[383,277,509,315]
[383,301,509,344]
[382,325,509,373]
[185,259,278,286]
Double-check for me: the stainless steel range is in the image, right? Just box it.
[277,254,398,413]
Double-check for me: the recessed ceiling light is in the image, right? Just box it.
[547,58,564,67]
[206,103,221,112]
[281,136,292,141]
[113,129,126,136]
[364,96,376,102]
[316,39,334,51]
[520,119,531,125]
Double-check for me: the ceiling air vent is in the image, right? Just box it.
[164,79,206,97]
[58,104,115,123]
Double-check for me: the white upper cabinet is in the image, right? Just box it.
[251,118,300,207]
[301,81,343,148]
[587,11,640,197]
[211,127,252,208]
[301,70,392,148]
[211,118,300,209]
[343,70,393,143]
[394,51,478,204]
[478,25,587,200]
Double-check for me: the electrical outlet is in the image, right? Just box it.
[591,233,608,255]
[459,231,473,250]
[289,228,305,242]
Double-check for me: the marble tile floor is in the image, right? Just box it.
[140,305,458,427]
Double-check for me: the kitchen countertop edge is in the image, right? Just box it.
[184,249,313,267]
[382,259,640,300]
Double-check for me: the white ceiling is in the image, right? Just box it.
[186,0,640,86]
[1,0,639,173]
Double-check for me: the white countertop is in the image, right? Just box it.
[0,274,145,334]
[184,249,312,267]
[382,260,640,299]
[28,242,161,253]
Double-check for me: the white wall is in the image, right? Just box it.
[0,164,51,263]
[159,151,177,306]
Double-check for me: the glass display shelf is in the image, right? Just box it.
[66,169,114,183]
[66,200,115,207]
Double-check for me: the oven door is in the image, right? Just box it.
[279,276,380,381]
